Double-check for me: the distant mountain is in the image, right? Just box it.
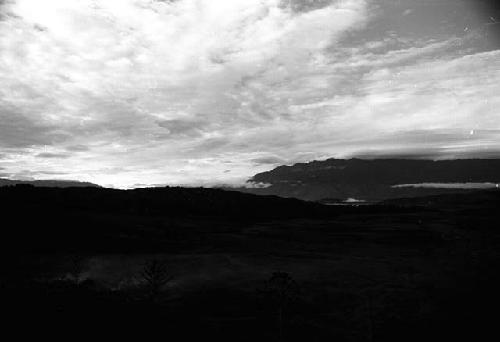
[240,159,500,202]
[0,178,100,188]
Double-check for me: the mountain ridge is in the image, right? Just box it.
[0,178,100,188]
[241,158,500,201]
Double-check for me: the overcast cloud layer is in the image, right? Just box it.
[1,0,499,187]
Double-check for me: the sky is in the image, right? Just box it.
[0,0,499,188]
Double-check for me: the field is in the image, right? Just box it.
[2,187,500,341]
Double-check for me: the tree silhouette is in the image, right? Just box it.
[140,258,173,302]
[68,254,86,284]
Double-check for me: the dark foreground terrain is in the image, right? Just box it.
[1,185,500,341]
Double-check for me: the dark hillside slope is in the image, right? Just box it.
[0,185,342,253]
[0,185,331,218]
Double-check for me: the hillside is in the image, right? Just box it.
[241,159,500,201]
[0,178,100,188]
[0,185,340,253]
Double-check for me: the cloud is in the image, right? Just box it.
[0,0,499,187]
[0,106,69,148]
[0,0,370,186]
[155,119,208,137]
[251,156,287,165]
[402,9,413,16]
[66,145,90,152]
[280,0,336,13]
[36,152,71,159]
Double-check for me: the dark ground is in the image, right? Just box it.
[1,185,499,341]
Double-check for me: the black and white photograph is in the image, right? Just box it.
[1,0,499,340]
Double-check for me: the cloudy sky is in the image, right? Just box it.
[0,0,499,187]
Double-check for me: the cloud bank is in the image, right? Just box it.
[0,0,499,187]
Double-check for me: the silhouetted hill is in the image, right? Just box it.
[0,178,100,188]
[0,185,333,218]
[0,185,341,253]
[2,185,422,253]
[240,159,500,201]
